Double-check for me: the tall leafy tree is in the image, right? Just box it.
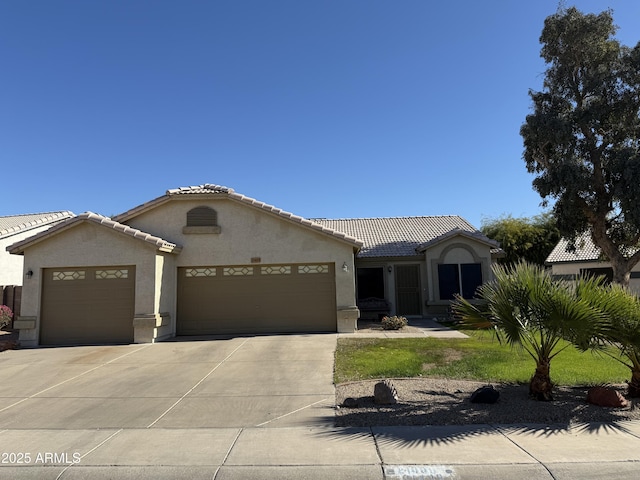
[481,213,560,266]
[521,7,640,285]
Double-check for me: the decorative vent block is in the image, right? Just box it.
[223,266,254,276]
[185,268,217,278]
[261,265,291,275]
[53,271,86,281]
[96,269,129,280]
[298,264,329,274]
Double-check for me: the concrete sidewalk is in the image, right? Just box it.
[1,422,640,479]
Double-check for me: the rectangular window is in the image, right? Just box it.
[438,263,482,300]
[438,264,460,300]
[461,264,482,299]
[580,267,613,284]
[357,267,385,300]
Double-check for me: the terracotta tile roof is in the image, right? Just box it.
[7,212,182,255]
[114,184,364,249]
[546,233,603,263]
[312,216,495,258]
[0,211,74,239]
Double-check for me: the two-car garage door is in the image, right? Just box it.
[176,263,337,335]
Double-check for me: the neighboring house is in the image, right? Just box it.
[8,184,500,347]
[313,217,502,317]
[0,211,74,285]
[546,233,640,293]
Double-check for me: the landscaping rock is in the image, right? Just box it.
[374,380,399,405]
[470,385,500,404]
[587,386,629,408]
[342,397,359,408]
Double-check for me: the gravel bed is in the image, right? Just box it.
[335,378,640,427]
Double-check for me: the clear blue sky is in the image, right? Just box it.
[1,0,638,228]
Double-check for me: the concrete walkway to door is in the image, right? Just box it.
[339,317,469,339]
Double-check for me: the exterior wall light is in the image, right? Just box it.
[26,269,33,279]
[342,262,348,272]
[388,266,392,273]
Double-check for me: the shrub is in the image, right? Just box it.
[381,315,408,330]
[0,305,13,329]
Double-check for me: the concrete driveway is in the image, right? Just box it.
[0,334,337,430]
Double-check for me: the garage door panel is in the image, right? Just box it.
[177,264,336,335]
[40,267,135,345]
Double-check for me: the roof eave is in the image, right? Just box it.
[8,213,182,255]
[226,193,364,249]
[416,230,500,252]
[112,194,172,223]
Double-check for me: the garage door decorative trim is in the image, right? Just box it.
[298,264,329,274]
[96,269,129,279]
[261,265,292,275]
[185,267,217,277]
[223,266,254,276]
[52,270,86,281]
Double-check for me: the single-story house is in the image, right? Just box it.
[8,184,500,346]
[546,233,640,293]
[0,211,74,285]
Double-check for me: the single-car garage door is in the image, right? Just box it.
[40,266,135,345]
[177,263,336,335]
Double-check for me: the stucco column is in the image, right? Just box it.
[133,312,171,343]
[337,306,359,333]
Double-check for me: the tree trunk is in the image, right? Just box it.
[529,360,553,401]
[628,368,640,398]
[610,256,632,287]
[590,229,634,287]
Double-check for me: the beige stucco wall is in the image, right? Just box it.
[425,237,495,306]
[125,197,359,331]
[1,225,58,285]
[15,222,169,346]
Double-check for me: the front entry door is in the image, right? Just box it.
[395,265,422,315]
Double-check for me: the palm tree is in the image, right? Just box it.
[574,280,640,397]
[451,262,601,401]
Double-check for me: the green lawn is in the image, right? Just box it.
[334,330,630,385]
